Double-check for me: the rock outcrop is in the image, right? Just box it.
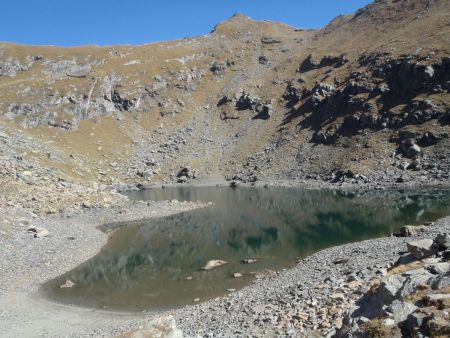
[336,233,450,338]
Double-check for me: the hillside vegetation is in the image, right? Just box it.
[0,0,449,220]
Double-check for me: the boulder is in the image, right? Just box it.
[425,293,450,303]
[235,91,260,111]
[395,225,427,237]
[398,269,433,298]
[430,272,450,290]
[434,233,450,250]
[230,180,240,188]
[406,158,421,171]
[259,55,269,65]
[254,102,273,120]
[311,83,335,107]
[423,310,450,336]
[418,131,439,147]
[404,312,430,336]
[407,239,437,259]
[242,258,257,264]
[34,229,50,238]
[365,274,404,314]
[379,275,404,300]
[47,150,66,163]
[202,260,227,271]
[333,257,350,264]
[399,161,409,170]
[210,61,227,74]
[312,130,336,145]
[124,316,183,338]
[60,280,75,289]
[384,300,417,323]
[405,143,421,159]
[425,262,450,275]
[177,167,196,179]
[81,201,92,209]
[177,175,188,183]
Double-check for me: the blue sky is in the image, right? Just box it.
[1,1,372,46]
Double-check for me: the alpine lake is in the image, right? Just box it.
[42,186,450,312]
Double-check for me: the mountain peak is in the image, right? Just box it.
[211,12,255,36]
[229,12,252,20]
[211,12,298,38]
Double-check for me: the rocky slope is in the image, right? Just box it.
[335,232,450,338]
[0,0,449,222]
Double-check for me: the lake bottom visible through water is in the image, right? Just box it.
[42,187,450,311]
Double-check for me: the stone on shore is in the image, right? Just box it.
[34,228,50,238]
[435,233,450,250]
[123,316,183,338]
[396,225,427,237]
[407,239,437,259]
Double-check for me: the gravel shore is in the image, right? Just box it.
[0,188,449,337]
[170,216,450,337]
[0,199,209,337]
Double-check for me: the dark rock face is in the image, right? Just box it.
[235,92,273,120]
[258,55,269,65]
[236,92,259,111]
[176,167,198,182]
[440,111,450,125]
[293,55,450,145]
[210,61,227,74]
[299,53,349,72]
[112,89,138,111]
[311,130,336,145]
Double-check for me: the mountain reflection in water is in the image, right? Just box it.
[42,187,450,311]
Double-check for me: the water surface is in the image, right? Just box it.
[42,187,450,311]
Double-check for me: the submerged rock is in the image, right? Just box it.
[242,258,257,264]
[202,260,227,271]
[60,280,75,289]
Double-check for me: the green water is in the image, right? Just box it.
[42,187,450,311]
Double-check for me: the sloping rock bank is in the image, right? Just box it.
[336,233,450,337]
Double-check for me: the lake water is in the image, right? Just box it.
[42,187,450,311]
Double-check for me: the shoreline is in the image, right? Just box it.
[115,177,450,192]
[0,183,449,336]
